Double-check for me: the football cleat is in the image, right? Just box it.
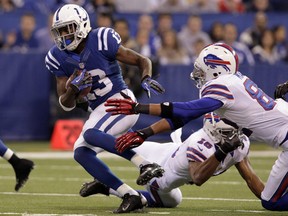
[113,193,145,214]
[136,163,165,185]
[13,159,34,191]
[79,179,109,197]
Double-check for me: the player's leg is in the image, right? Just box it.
[261,150,288,211]
[79,141,177,198]
[74,142,146,213]
[83,128,164,184]
[0,139,34,191]
[82,91,164,184]
[78,178,182,208]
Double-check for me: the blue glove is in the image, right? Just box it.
[141,75,165,98]
[68,69,92,93]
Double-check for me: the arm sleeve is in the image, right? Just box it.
[172,97,223,119]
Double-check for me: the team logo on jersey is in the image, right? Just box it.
[204,54,231,72]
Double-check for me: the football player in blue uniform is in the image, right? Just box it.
[0,139,34,191]
[105,43,288,211]
[45,4,165,213]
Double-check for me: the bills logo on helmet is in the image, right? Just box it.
[204,54,231,72]
[204,113,221,124]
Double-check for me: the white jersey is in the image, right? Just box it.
[200,72,288,148]
[134,128,249,191]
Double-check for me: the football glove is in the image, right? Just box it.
[105,98,139,115]
[141,75,165,98]
[221,131,243,153]
[115,131,146,153]
[215,130,243,161]
[274,81,288,100]
[67,69,92,93]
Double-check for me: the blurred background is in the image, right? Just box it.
[1,0,288,143]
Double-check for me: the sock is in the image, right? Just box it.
[116,184,138,197]
[8,154,20,167]
[108,187,140,199]
[109,188,121,198]
[3,149,14,161]
[74,146,123,191]
[84,128,137,161]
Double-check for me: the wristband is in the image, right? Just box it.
[134,103,149,114]
[214,148,227,162]
[59,95,76,111]
[160,102,173,118]
[137,127,154,139]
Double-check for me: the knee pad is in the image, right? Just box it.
[83,128,101,143]
[74,146,95,164]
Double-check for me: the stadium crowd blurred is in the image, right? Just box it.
[1,0,288,121]
[1,0,288,66]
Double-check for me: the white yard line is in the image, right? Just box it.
[0,191,258,202]
[13,150,281,160]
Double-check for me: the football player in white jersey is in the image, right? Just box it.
[105,42,288,211]
[45,4,165,213]
[79,113,264,207]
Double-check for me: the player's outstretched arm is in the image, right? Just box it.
[115,119,173,153]
[105,98,162,116]
[235,157,265,199]
[116,45,165,98]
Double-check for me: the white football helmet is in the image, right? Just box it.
[190,43,239,88]
[203,112,239,144]
[51,4,92,51]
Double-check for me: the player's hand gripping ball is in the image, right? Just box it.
[66,69,92,97]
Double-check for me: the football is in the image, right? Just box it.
[78,85,92,98]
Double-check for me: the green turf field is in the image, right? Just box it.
[0,142,287,216]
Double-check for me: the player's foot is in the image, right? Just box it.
[136,163,165,185]
[13,159,34,191]
[113,193,145,214]
[79,179,109,197]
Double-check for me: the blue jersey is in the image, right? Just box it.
[45,27,127,109]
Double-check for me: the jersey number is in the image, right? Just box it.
[86,69,112,100]
[244,78,276,111]
[197,138,213,149]
[111,29,121,44]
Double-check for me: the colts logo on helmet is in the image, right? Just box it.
[204,54,231,72]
